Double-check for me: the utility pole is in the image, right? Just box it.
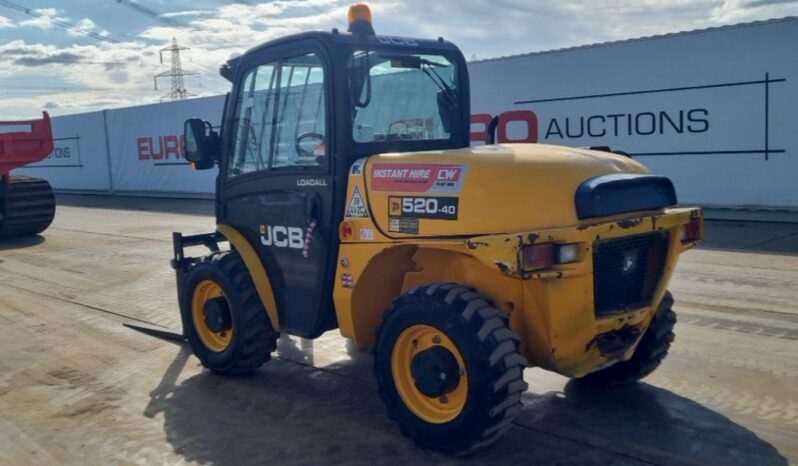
[154,38,199,101]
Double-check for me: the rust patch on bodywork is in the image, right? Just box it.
[617,218,643,229]
[495,260,513,273]
[585,324,643,359]
[465,239,489,250]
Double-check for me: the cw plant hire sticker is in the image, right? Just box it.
[370,163,468,194]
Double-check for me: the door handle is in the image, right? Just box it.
[303,193,322,258]
[306,192,322,225]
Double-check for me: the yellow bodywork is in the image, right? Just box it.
[365,143,649,236]
[334,143,702,378]
[217,223,281,330]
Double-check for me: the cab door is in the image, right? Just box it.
[218,42,337,337]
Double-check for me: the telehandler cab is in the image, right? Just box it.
[153,4,704,454]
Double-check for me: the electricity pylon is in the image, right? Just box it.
[154,38,199,101]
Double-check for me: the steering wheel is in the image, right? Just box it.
[295,132,325,159]
[387,121,409,139]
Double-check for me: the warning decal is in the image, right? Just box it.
[370,163,468,194]
[388,217,420,234]
[346,185,369,218]
[350,157,366,175]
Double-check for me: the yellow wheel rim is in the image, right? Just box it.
[391,324,468,424]
[191,279,233,352]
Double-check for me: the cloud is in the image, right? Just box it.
[43,101,59,109]
[108,70,129,83]
[2,0,796,118]
[160,10,215,18]
[103,61,127,71]
[19,8,64,30]
[744,0,798,7]
[14,51,84,66]
[710,0,798,22]
[0,15,15,28]
[67,18,97,37]
[0,47,34,56]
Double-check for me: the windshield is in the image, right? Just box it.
[349,50,459,143]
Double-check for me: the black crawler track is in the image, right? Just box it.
[0,175,56,238]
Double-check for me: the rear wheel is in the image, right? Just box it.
[181,251,278,375]
[374,283,528,455]
[578,292,676,385]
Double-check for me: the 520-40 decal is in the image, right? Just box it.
[389,196,459,220]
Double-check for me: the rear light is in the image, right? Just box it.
[522,243,554,271]
[522,242,579,271]
[557,243,579,264]
[340,221,353,240]
[681,218,702,243]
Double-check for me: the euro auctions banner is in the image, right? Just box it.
[468,18,798,209]
[15,111,111,191]
[105,95,224,194]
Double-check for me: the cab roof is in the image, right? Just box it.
[220,30,462,82]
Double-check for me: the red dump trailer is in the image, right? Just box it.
[0,112,56,238]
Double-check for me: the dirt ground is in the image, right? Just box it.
[0,194,796,465]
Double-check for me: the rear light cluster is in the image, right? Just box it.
[680,217,702,243]
[522,243,579,271]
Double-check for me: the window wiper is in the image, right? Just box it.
[420,58,448,68]
[420,59,456,105]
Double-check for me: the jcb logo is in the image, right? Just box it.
[260,225,304,249]
[389,199,402,216]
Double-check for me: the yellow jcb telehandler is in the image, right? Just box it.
[129,4,703,454]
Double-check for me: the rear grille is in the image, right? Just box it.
[593,230,670,315]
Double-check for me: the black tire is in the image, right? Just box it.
[181,251,278,375]
[374,283,528,455]
[578,292,676,386]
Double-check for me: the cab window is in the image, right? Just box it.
[228,53,326,178]
[273,54,326,168]
[349,51,458,143]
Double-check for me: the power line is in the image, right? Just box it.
[0,0,120,43]
[115,0,197,30]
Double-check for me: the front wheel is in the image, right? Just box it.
[181,251,278,375]
[578,291,677,386]
[374,283,528,455]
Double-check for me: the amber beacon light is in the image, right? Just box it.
[348,3,375,34]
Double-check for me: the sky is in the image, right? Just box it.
[0,0,796,119]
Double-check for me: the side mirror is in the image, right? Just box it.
[184,118,219,170]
